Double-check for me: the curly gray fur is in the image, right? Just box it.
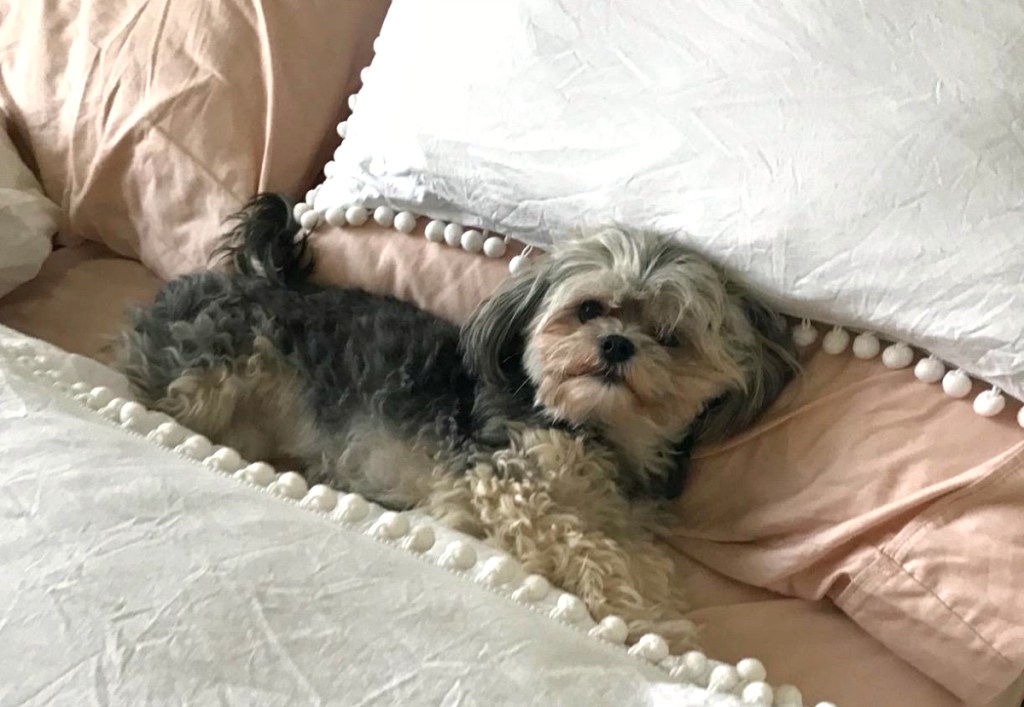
[118,194,796,507]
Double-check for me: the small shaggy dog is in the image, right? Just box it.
[119,194,796,646]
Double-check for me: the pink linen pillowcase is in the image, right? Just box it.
[667,343,1024,704]
[0,0,390,280]
[315,221,1023,703]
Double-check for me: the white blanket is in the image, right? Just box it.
[0,325,805,707]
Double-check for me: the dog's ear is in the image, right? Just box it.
[461,258,551,385]
[694,294,798,443]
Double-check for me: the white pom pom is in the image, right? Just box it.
[404,525,435,553]
[424,219,446,242]
[99,397,127,420]
[117,401,147,425]
[439,540,477,570]
[293,202,312,221]
[588,615,629,644]
[792,320,818,347]
[178,434,213,460]
[334,493,370,522]
[336,120,348,138]
[707,665,741,693]
[483,236,507,258]
[234,462,276,487]
[70,382,89,395]
[1018,405,1024,429]
[914,356,945,383]
[347,94,359,111]
[324,205,347,228]
[852,332,880,359]
[512,574,550,602]
[87,386,114,409]
[299,210,321,231]
[942,369,972,398]
[551,594,588,623]
[443,223,463,246]
[741,682,774,704]
[882,342,914,369]
[813,703,838,707]
[305,188,318,205]
[480,556,516,586]
[301,485,338,512]
[323,161,336,178]
[393,211,417,234]
[973,387,1005,417]
[359,67,371,84]
[773,684,803,707]
[821,327,850,355]
[276,471,308,497]
[206,446,244,473]
[267,481,294,499]
[460,229,484,253]
[627,633,669,663]
[509,254,529,275]
[373,206,396,227]
[148,421,187,447]
[736,658,767,683]
[671,651,709,682]
[372,511,410,539]
[345,206,369,226]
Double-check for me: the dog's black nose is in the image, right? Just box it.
[599,335,635,364]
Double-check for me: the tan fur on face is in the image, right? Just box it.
[522,263,748,473]
[424,427,696,651]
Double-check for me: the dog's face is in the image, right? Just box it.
[521,247,742,457]
[462,228,796,487]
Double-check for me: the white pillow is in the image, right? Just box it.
[0,128,56,297]
[316,0,1024,402]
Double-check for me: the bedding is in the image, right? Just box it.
[3,229,1024,705]
[0,242,160,360]
[282,224,1024,704]
[0,126,56,297]
[0,324,823,707]
[316,0,1024,404]
[0,0,390,280]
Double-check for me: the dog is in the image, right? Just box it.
[118,194,797,647]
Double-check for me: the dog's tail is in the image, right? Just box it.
[212,192,314,288]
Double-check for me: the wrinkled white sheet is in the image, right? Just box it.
[0,326,748,707]
[319,0,1024,401]
[0,127,55,297]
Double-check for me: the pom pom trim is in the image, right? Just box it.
[788,322,1024,421]
[0,335,835,702]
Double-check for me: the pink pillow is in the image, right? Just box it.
[668,345,1024,704]
[0,0,390,280]
[314,222,1024,703]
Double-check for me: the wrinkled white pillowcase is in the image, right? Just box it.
[0,128,56,297]
[316,0,1024,401]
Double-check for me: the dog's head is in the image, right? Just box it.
[461,229,797,497]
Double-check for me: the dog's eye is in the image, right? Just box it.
[577,300,605,323]
[658,332,680,348]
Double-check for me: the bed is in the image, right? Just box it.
[2,1,1023,705]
